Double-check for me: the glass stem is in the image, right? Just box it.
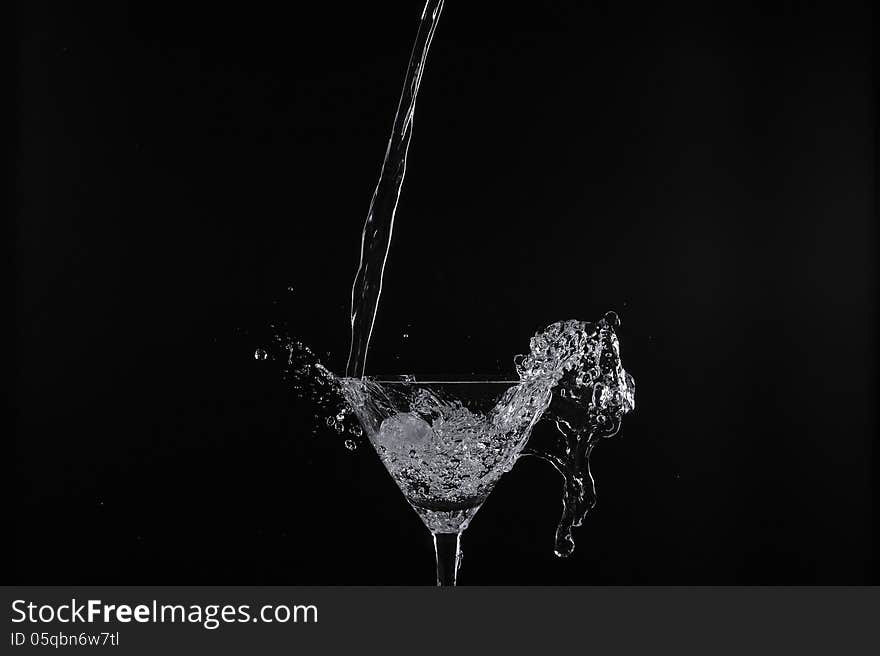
[432,532,462,586]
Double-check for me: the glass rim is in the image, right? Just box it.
[341,375,521,384]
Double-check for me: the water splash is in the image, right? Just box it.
[517,312,635,557]
[337,376,553,532]
[254,328,362,445]
[346,0,445,378]
[256,311,634,554]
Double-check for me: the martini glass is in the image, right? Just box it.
[339,376,552,585]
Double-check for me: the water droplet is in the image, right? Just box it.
[254,348,268,361]
[603,310,620,328]
[402,333,409,339]
[287,286,295,293]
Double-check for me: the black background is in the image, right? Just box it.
[14,1,876,584]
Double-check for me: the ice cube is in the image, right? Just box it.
[377,413,434,455]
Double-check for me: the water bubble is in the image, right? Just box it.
[402,333,409,339]
[254,348,268,361]
[344,439,358,451]
[287,286,295,293]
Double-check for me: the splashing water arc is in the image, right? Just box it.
[516,312,635,556]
